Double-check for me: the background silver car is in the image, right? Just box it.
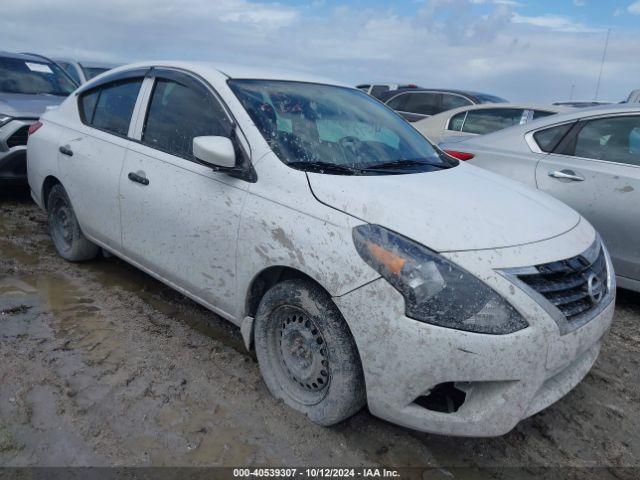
[0,52,76,184]
[414,103,569,145]
[440,104,640,292]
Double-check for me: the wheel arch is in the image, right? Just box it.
[41,175,62,210]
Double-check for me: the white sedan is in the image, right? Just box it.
[27,61,615,436]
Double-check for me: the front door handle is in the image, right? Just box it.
[548,170,584,182]
[128,172,149,186]
[59,145,73,157]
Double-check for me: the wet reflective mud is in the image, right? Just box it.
[0,190,639,473]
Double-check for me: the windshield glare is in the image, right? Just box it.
[0,57,77,96]
[229,80,456,175]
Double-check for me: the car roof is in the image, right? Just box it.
[0,51,56,63]
[99,60,347,87]
[378,87,506,102]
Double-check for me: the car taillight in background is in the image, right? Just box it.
[28,121,43,136]
[444,150,475,161]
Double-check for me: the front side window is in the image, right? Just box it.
[0,56,76,96]
[533,123,573,153]
[57,61,81,85]
[573,116,640,166]
[229,80,456,175]
[402,92,440,116]
[84,79,143,136]
[142,78,232,159]
[461,108,525,135]
[441,94,472,111]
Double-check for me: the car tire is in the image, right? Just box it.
[47,184,99,262]
[254,279,366,426]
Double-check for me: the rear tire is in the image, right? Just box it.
[254,279,366,426]
[47,184,99,262]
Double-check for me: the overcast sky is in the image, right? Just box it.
[2,0,639,103]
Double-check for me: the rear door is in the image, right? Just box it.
[57,73,147,249]
[535,114,640,281]
[119,69,249,316]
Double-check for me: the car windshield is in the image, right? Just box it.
[229,80,457,175]
[0,56,77,96]
[474,93,509,104]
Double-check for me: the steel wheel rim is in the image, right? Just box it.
[50,196,73,252]
[269,305,331,405]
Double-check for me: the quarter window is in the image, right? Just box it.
[80,79,143,136]
[573,116,640,166]
[142,78,232,159]
[448,112,466,131]
[533,123,573,153]
[461,108,525,135]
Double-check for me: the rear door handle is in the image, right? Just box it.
[128,171,149,186]
[59,145,73,157]
[548,170,584,182]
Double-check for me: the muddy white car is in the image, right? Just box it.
[26,62,615,437]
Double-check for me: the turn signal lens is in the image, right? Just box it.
[28,121,43,136]
[444,150,475,161]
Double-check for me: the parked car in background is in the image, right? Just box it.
[53,58,120,84]
[552,101,610,108]
[28,61,615,437]
[356,83,420,100]
[626,89,640,103]
[441,104,640,292]
[379,87,509,122]
[414,103,568,145]
[0,51,76,184]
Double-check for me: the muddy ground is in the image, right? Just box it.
[0,187,639,476]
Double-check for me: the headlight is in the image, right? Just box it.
[0,114,12,127]
[352,225,528,334]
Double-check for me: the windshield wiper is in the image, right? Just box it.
[363,159,446,171]
[286,161,362,175]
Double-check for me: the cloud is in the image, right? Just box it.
[0,0,638,103]
[573,0,586,6]
[512,13,602,32]
[629,1,640,14]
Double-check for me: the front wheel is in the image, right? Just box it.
[254,279,366,426]
[47,184,99,262]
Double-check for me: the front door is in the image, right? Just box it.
[119,71,248,316]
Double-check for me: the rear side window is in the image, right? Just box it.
[370,85,390,99]
[533,123,573,153]
[402,92,440,116]
[441,94,472,111]
[461,108,525,135]
[80,79,143,136]
[386,94,407,110]
[142,78,232,159]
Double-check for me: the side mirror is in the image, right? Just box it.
[193,136,236,168]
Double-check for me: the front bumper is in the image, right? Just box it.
[334,221,615,437]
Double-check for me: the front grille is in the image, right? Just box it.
[517,245,608,320]
[6,126,29,148]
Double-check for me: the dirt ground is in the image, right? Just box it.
[0,187,639,476]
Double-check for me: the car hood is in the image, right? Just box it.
[0,93,64,118]
[307,163,581,252]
